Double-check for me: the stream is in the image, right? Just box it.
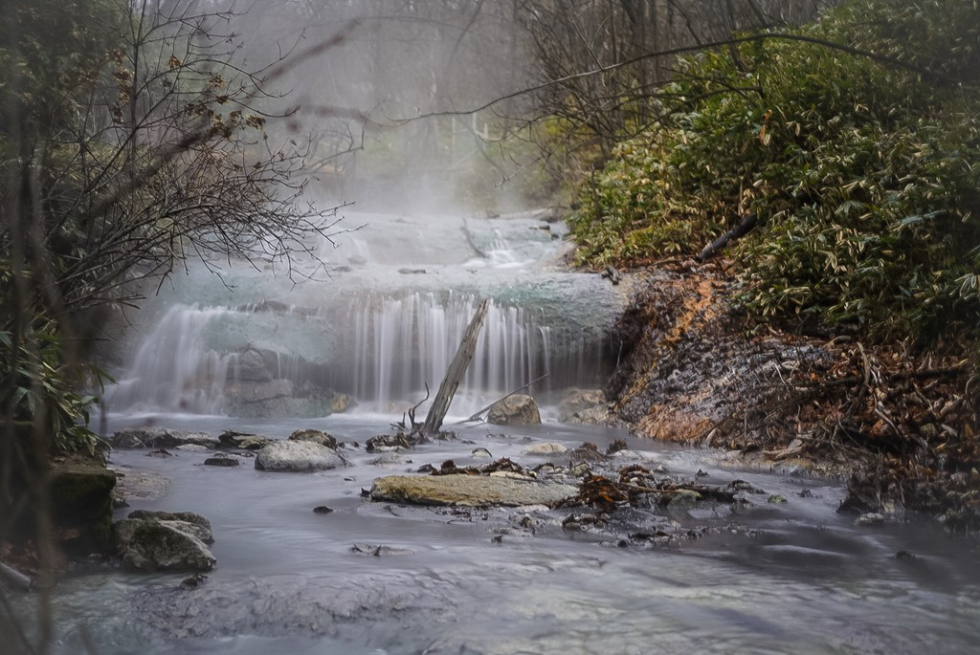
[27,211,980,653]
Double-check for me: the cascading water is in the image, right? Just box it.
[103,211,623,417]
[342,292,602,412]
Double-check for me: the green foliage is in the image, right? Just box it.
[0,322,107,457]
[569,0,980,343]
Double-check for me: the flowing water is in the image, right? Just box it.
[30,211,980,653]
[102,211,619,416]
[33,414,980,655]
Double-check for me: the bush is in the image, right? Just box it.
[569,0,980,343]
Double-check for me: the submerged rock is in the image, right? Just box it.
[204,456,239,467]
[254,440,345,472]
[288,428,338,450]
[370,474,577,507]
[487,394,541,426]
[115,510,215,572]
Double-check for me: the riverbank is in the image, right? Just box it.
[599,259,979,531]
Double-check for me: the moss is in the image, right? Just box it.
[47,454,116,555]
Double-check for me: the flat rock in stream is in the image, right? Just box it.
[254,440,346,472]
[108,428,218,450]
[370,474,577,507]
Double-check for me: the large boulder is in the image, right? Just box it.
[558,389,612,425]
[288,429,337,450]
[254,440,346,472]
[115,510,215,572]
[370,474,576,507]
[487,394,541,426]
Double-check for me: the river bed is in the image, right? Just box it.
[28,411,980,655]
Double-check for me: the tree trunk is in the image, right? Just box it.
[422,299,490,435]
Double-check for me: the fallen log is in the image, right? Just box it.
[695,214,757,262]
[422,299,490,435]
[0,561,34,592]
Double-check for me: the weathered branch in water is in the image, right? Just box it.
[423,299,490,435]
[0,561,34,592]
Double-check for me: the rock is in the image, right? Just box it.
[176,444,211,453]
[330,393,356,413]
[117,521,216,572]
[486,394,541,426]
[126,510,213,543]
[204,456,239,467]
[288,429,337,450]
[227,349,273,383]
[522,442,567,456]
[313,506,334,514]
[768,494,788,504]
[108,428,217,450]
[48,455,117,555]
[350,543,414,556]
[558,389,607,424]
[471,447,493,458]
[225,378,293,404]
[180,573,208,589]
[368,453,411,467]
[218,431,271,450]
[111,466,171,502]
[370,474,577,507]
[254,440,346,472]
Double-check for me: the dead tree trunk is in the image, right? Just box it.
[422,299,490,435]
[695,213,758,262]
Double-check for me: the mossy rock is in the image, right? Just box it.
[48,455,117,555]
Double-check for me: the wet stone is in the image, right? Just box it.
[370,474,578,507]
[254,440,346,472]
[522,442,567,456]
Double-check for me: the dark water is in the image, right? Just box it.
[23,412,980,655]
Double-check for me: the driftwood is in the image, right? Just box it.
[458,373,550,424]
[695,214,758,262]
[0,561,34,592]
[422,299,490,435]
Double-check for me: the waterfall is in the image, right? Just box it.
[340,292,591,412]
[105,305,235,414]
[102,212,620,417]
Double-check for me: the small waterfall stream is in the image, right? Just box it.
[104,211,621,416]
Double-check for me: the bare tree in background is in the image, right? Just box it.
[1,1,356,652]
